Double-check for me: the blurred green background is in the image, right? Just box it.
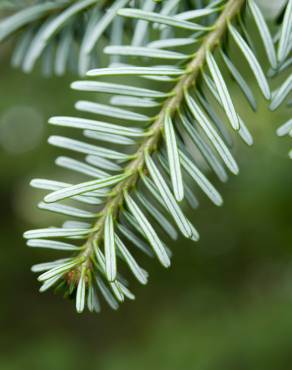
[0,40,292,370]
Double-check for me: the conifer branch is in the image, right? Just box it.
[80,0,246,271]
[21,0,291,313]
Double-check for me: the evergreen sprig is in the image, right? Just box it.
[0,0,131,76]
[17,0,292,313]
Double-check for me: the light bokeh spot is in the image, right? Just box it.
[0,105,44,154]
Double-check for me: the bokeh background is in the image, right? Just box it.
[0,23,292,370]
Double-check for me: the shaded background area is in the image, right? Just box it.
[0,41,292,370]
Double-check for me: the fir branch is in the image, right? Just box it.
[22,0,290,313]
[80,0,245,269]
[0,0,129,75]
